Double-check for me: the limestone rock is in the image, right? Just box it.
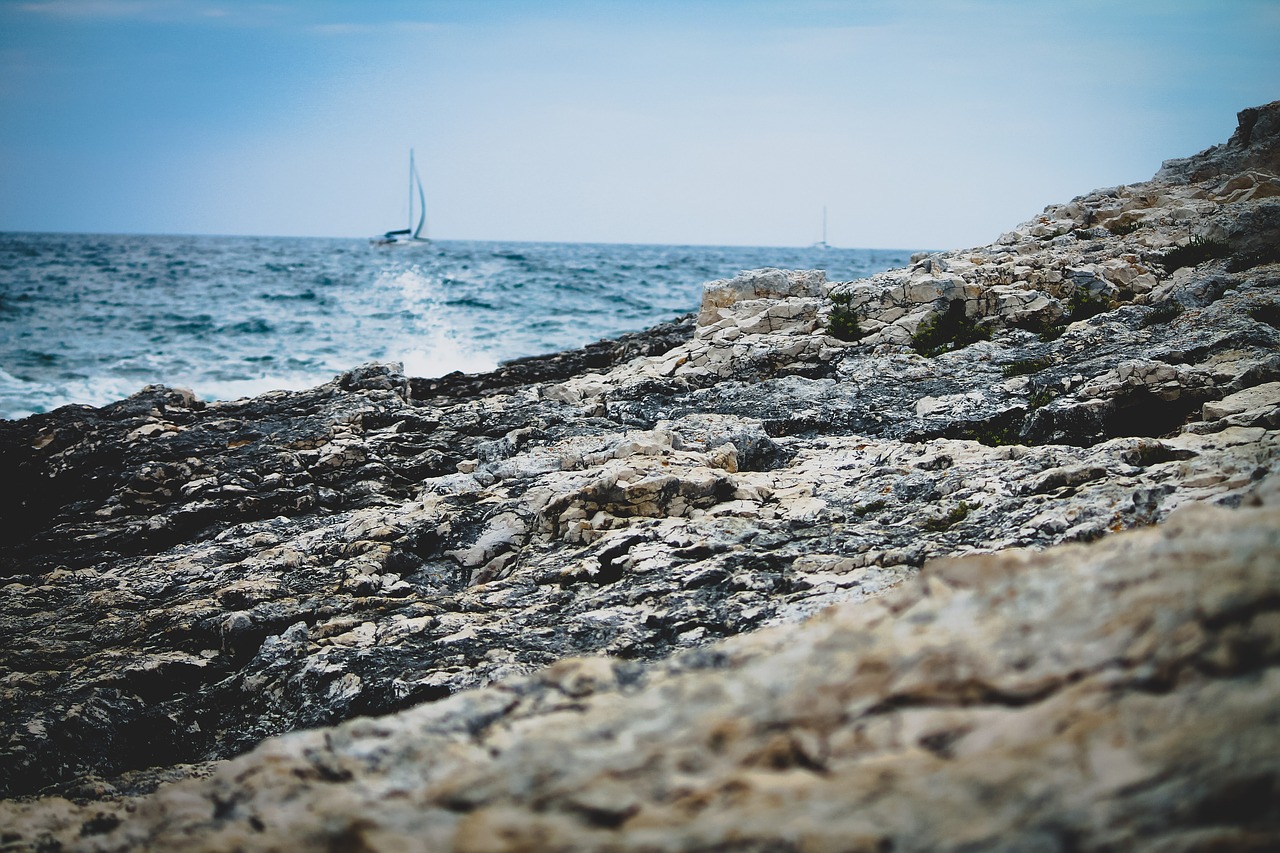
[3,499,1277,851]
[697,267,826,327]
[2,101,1280,848]
[1203,380,1280,424]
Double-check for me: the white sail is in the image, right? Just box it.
[411,151,427,240]
[375,149,429,245]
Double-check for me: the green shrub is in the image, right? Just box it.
[1001,356,1053,378]
[967,421,1023,447]
[1067,289,1110,322]
[827,292,866,342]
[911,299,991,356]
[828,307,865,341]
[1028,385,1060,410]
[1161,236,1231,272]
[1139,301,1184,328]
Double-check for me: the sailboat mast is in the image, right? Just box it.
[823,206,828,245]
[408,149,415,233]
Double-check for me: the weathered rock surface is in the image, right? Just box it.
[1,101,1279,847]
[4,487,1278,851]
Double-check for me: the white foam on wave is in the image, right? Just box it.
[386,264,438,314]
[186,373,334,404]
[399,334,499,378]
[379,264,499,378]
[0,360,344,420]
[0,368,152,421]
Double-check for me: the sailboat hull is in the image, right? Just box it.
[372,237,430,247]
[372,228,428,247]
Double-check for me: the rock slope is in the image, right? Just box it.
[1,101,1279,848]
[5,491,1278,851]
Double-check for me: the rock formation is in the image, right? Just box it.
[1,101,1278,850]
[5,494,1278,852]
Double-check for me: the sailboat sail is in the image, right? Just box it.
[812,206,831,249]
[411,151,427,240]
[376,149,428,245]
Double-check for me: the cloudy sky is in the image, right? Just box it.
[1,0,1277,249]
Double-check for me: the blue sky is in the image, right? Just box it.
[1,0,1277,249]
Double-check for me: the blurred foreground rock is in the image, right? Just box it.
[1,101,1279,848]
[4,489,1278,851]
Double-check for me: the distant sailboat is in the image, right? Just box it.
[374,149,428,246]
[811,206,831,250]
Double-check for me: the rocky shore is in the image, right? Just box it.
[2,102,1278,850]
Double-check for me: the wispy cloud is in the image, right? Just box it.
[19,0,178,18]
[17,2,444,33]
[308,20,443,37]
[16,0,288,24]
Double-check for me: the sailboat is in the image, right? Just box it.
[374,149,428,246]
[811,206,831,250]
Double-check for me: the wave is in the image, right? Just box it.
[397,331,498,379]
[0,370,158,421]
[216,318,274,335]
[0,234,918,417]
[260,290,320,302]
[444,296,497,311]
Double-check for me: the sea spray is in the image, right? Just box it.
[386,265,499,376]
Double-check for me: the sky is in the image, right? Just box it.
[1,1,1277,250]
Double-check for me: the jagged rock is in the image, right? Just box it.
[696,267,826,326]
[1,101,1280,847]
[3,490,1277,852]
[1156,100,1280,182]
[1203,380,1280,425]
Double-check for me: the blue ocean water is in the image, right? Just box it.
[0,233,918,421]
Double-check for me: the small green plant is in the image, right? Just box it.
[1001,356,1053,378]
[1067,288,1110,322]
[966,421,1024,447]
[921,501,972,532]
[1161,236,1231,272]
[910,299,991,356]
[827,292,866,342]
[1139,301,1184,328]
[1248,303,1280,329]
[1038,324,1067,342]
[852,499,888,516]
[1028,384,1060,410]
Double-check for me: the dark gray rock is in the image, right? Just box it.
[1157,99,1280,182]
[1,103,1279,818]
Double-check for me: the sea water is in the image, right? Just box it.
[0,233,918,421]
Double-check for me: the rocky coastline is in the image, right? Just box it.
[1,102,1278,850]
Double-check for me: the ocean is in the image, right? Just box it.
[0,233,918,421]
